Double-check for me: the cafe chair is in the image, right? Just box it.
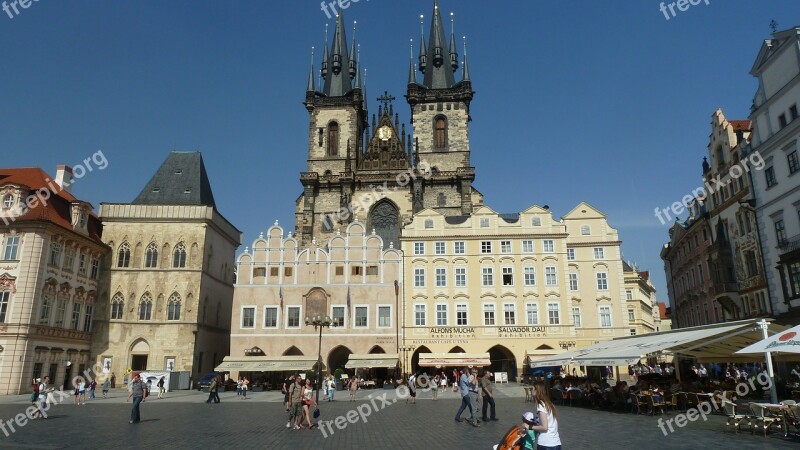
[750,403,782,437]
[722,400,751,433]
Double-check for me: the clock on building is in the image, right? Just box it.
[378,125,393,141]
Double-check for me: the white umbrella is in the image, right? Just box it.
[735,324,800,355]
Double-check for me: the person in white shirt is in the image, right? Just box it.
[530,382,562,450]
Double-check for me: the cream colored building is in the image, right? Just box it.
[231,220,402,382]
[90,152,241,382]
[623,262,658,336]
[0,166,108,394]
[401,203,633,380]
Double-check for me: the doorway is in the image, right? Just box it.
[131,355,148,371]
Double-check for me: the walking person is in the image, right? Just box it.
[481,370,498,422]
[206,377,219,404]
[36,377,51,419]
[302,378,317,429]
[89,380,97,399]
[283,376,292,412]
[241,377,249,399]
[78,379,87,405]
[468,369,481,423]
[236,377,243,399]
[454,367,478,427]
[327,375,335,401]
[102,378,110,398]
[127,373,147,424]
[432,374,439,400]
[530,382,562,450]
[110,372,116,388]
[287,375,304,429]
[348,376,357,402]
[157,376,166,399]
[440,372,447,394]
[406,372,417,404]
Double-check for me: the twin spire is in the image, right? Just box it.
[410,0,467,89]
[308,13,361,97]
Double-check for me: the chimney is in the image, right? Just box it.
[55,165,73,193]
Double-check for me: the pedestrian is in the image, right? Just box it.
[157,376,166,399]
[241,377,249,399]
[454,367,479,427]
[440,372,447,393]
[301,378,317,429]
[348,376,357,402]
[283,376,291,412]
[406,372,417,404]
[432,374,439,400]
[110,372,116,388]
[36,377,51,419]
[146,379,153,397]
[287,375,304,429]
[206,377,219,404]
[481,370,498,422]
[102,378,110,398]
[530,382,562,450]
[327,375,335,401]
[127,373,147,424]
[236,377,243,398]
[468,369,481,422]
[89,380,97,399]
[79,379,87,404]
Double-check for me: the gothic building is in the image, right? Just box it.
[295,3,482,249]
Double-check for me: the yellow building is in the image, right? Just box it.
[400,203,633,380]
[623,262,658,336]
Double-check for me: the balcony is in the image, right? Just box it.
[778,234,800,254]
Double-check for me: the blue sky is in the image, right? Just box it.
[1,0,798,305]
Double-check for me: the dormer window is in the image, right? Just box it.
[2,195,13,209]
[78,213,87,228]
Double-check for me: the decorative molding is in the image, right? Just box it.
[0,273,16,293]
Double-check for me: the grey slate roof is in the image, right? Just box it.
[132,151,216,207]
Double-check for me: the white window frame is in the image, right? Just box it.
[500,240,512,254]
[263,306,279,329]
[593,247,605,259]
[377,305,392,328]
[581,225,590,235]
[454,267,467,287]
[522,240,533,253]
[532,217,541,226]
[547,302,560,325]
[414,303,426,326]
[414,242,425,255]
[628,309,635,322]
[568,273,578,291]
[434,242,446,255]
[3,236,19,261]
[455,303,468,326]
[523,266,536,286]
[435,267,447,287]
[545,266,557,286]
[454,241,465,254]
[503,302,516,325]
[286,305,301,329]
[414,268,426,287]
[596,272,608,290]
[353,305,369,328]
[502,267,514,286]
[599,305,612,328]
[241,305,256,329]
[481,267,494,287]
[572,307,582,328]
[480,218,490,228]
[525,302,539,325]
[482,303,495,326]
[332,305,346,328]
[0,291,10,323]
[543,240,554,253]
[435,303,448,326]
[566,248,575,260]
[481,241,492,254]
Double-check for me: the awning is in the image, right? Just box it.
[735,324,800,356]
[418,353,491,367]
[528,348,590,368]
[345,354,399,369]
[214,356,320,372]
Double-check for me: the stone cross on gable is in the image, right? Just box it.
[377,91,395,109]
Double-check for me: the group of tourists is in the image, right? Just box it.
[283,374,318,430]
[236,376,250,399]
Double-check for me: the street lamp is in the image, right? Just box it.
[305,313,336,404]
[399,345,416,379]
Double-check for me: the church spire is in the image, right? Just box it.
[307,47,315,93]
[422,1,456,89]
[348,21,358,80]
[323,13,353,97]
[462,36,470,82]
[408,39,417,85]
[418,14,427,74]
[449,12,458,72]
[321,24,329,80]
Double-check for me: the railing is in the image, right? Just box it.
[779,234,800,253]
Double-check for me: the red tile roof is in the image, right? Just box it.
[658,302,669,319]
[730,120,752,132]
[0,168,104,243]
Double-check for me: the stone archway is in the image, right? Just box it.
[368,199,400,249]
[410,345,431,375]
[488,344,517,382]
[448,346,466,353]
[283,346,303,356]
[328,345,352,376]
[129,338,150,371]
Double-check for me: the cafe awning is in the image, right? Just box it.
[214,356,320,372]
[418,353,491,367]
[345,354,399,369]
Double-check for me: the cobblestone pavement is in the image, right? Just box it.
[0,385,796,449]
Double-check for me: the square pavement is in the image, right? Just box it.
[0,384,796,449]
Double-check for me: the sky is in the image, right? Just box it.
[1,0,799,306]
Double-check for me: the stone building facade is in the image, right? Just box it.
[0,166,108,394]
[400,203,632,380]
[90,152,241,382]
[623,262,658,336]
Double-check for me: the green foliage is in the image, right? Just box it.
[305,369,316,381]
[333,368,345,379]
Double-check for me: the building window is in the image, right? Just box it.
[110,294,124,320]
[572,307,582,328]
[600,306,612,327]
[1,194,12,209]
[779,113,788,128]
[630,329,637,336]
[547,303,560,325]
[593,247,605,259]
[791,104,799,121]
[239,306,255,328]
[49,242,61,267]
[788,262,800,297]
[524,266,536,286]
[500,240,512,254]
[454,267,466,287]
[502,267,514,286]
[456,304,468,326]
[436,304,448,325]
[144,243,158,268]
[481,241,492,253]
[543,240,554,253]
[775,219,787,244]
[434,116,447,149]
[70,303,81,329]
[327,122,339,156]
[378,306,391,328]
[414,242,425,255]
[83,305,93,332]
[3,236,19,260]
[581,225,590,235]
[483,303,495,325]
[628,309,635,321]
[335,266,344,276]
[790,151,800,175]
[745,250,759,278]
[139,294,153,321]
[568,273,578,291]
[454,241,465,254]
[366,266,378,276]
[482,267,494,286]
[62,248,75,272]
[566,248,575,260]
[39,295,52,324]
[167,293,181,321]
[414,268,425,287]
[414,304,426,326]
[354,306,368,328]
[287,306,300,328]
[525,303,538,325]
[437,193,446,207]
[332,306,345,327]
[545,266,557,286]
[0,291,9,322]
[424,219,434,229]
[480,218,490,228]
[52,297,66,327]
[522,240,533,253]
[435,268,447,287]
[503,303,516,325]
[77,253,87,276]
[532,217,541,226]
[351,266,362,276]
[254,268,266,278]
[626,289,633,300]
[596,272,608,290]
[434,242,446,255]
[765,167,777,188]
[173,243,187,268]
[117,242,130,268]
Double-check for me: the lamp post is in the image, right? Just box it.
[399,345,416,379]
[305,313,335,404]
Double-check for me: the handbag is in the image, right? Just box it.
[313,407,320,419]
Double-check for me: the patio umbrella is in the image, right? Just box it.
[735,324,800,355]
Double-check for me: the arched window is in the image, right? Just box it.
[434,116,447,149]
[145,243,158,268]
[167,293,181,321]
[139,293,152,320]
[111,293,124,320]
[2,194,13,209]
[117,242,131,268]
[173,243,187,268]
[437,192,446,207]
[327,122,339,156]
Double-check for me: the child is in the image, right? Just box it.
[492,412,536,450]
[519,412,537,449]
